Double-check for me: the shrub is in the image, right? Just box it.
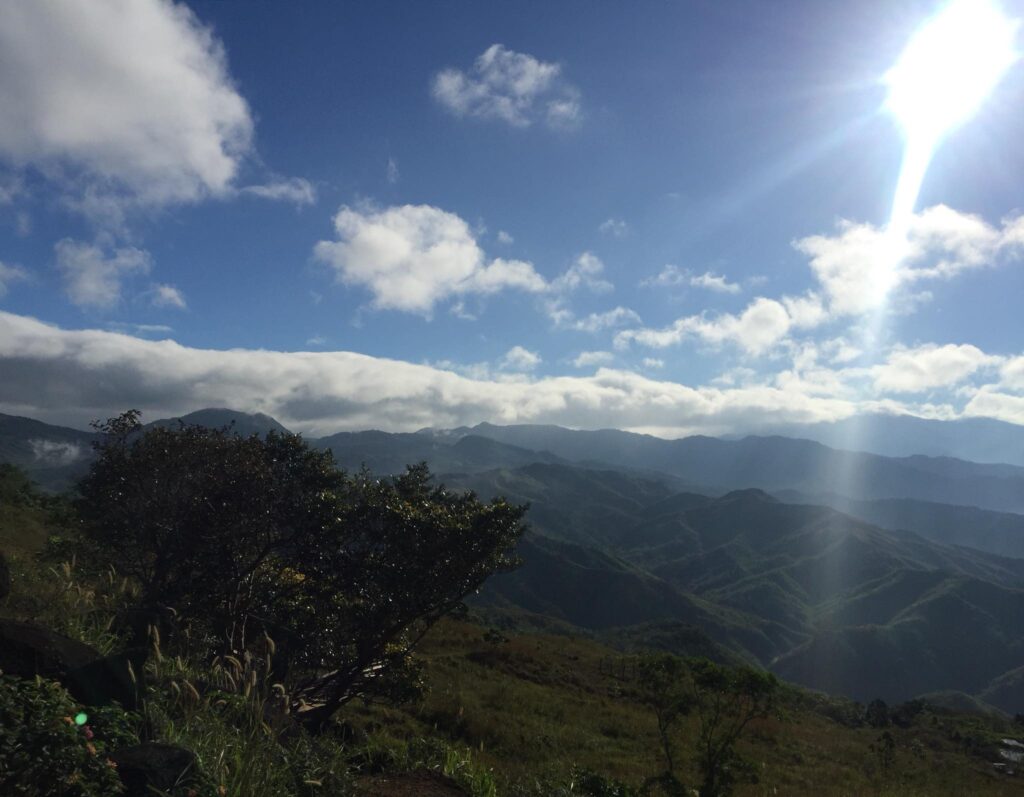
[0,674,137,796]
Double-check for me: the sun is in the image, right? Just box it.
[885,0,1019,147]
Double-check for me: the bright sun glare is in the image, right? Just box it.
[885,0,1018,146]
[866,0,1020,310]
[884,0,1019,233]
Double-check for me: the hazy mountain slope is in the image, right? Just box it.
[0,412,96,491]
[776,490,1024,560]
[443,463,677,547]
[315,431,568,477]
[774,576,1024,704]
[475,533,785,663]
[459,423,1024,513]
[766,413,1024,467]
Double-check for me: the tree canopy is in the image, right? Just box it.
[75,411,527,725]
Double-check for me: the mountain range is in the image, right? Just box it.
[3,407,1024,713]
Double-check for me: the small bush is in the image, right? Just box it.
[0,674,137,796]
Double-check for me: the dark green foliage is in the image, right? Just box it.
[75,412,526,725]
[688,659,777,797]
[638,655,778,797]
[866,698,890,728]
[0,674,137,796]
[281,463,526,725]
[75,411,347,642]
[637,654,693,776]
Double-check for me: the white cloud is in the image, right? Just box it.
[313,204,547,315]
[1000,356,1024,391]
[500,346,541,371]
[642,358,665,369]
[55,239,151,309]
[0,261,29,297]
[641,264,687,288]
[29,439,84,466]
[871,343,1002,393]
[573,350,614,368]
[781,292,828,329]
[0,0,254,219]
[616,297,791,356]
[497,230,514,245]
[640,265,740,294]
[306,335,326,347]
[386,157,399,185]
[566,307,641,333]
[3,311,1021,437]
[0,310,877,437]
[599,218,628,237]
[431,44,581,129]
[240,177,316,205]
[551,252,613,294]
[0,175,22,205]
[794,205,1024,319]
[150,283,187,310]
[963,389,1024,424]
[690,271,740,294]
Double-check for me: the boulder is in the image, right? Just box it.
[0,619,98,679]
[64,647,147,709]
[110,743,201,797]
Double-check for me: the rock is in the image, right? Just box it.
[64,647,147,709]
[0,619,98,679]
[0,551,9,601]
[110,743,201,796]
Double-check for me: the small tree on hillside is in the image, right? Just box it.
[638,655,778,797]
[689,658,777,797]
[638,653,694,781]
[75,412,526,725]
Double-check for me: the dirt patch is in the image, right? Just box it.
[355,769,470,796]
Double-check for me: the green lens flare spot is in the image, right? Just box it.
[74,712,88,726]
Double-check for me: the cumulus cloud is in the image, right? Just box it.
[500,346,542,371]
[431,44,581,129]
[150,284,188,310]
[794,205,1024,318]
[963,389,1024,425]
[572,350,614,368]
[0,261,29,297]
[0,0,254,220]
[616,297,791,356]
[239,177,316,205]
[55,239,151,309]
[871,343,1003,393]
[313,204,547,315]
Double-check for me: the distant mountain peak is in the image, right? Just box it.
[715,488,778,504]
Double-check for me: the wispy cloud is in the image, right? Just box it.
[431,44,581,129]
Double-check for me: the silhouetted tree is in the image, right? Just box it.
[75,412,526,726]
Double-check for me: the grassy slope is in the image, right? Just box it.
[353,618,1024,796]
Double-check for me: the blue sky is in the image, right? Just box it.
[1,0,1023,435]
